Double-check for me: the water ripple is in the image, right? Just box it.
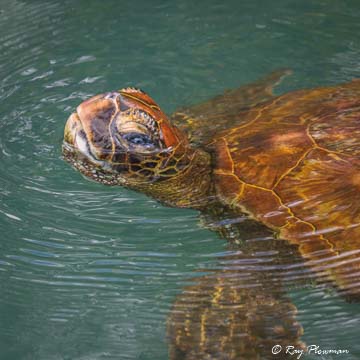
[1,0,360,359]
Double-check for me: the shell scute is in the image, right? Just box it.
[213,80,360,296]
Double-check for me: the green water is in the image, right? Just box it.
[1,0,360,359]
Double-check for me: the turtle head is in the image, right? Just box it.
[63,88,195,189]
[63,87,212,207]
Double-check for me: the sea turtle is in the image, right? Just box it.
[62,70,360,359]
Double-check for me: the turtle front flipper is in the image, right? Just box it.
[167,211,305,360]
[168,265,304,360]
[170,69,292,144]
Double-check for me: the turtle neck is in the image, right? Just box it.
[135,147,215,209]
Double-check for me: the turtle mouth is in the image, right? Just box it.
[63,112,106,166]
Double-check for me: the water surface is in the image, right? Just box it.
[1,0,360,359]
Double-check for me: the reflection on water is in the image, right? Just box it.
[1,0,360,359]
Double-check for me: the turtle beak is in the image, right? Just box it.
[64,112,82,148]
[63,108,105,168]
[63,93,118,160]
[63,111,93,158]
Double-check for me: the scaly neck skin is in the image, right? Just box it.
[133,148,215,209]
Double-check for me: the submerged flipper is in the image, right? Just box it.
[167,209,305,360]
[170,69,292,143]
[168,264,304,360]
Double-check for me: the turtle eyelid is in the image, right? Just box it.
[122,132,155,146]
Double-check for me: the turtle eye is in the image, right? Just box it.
[123,132,154,146]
